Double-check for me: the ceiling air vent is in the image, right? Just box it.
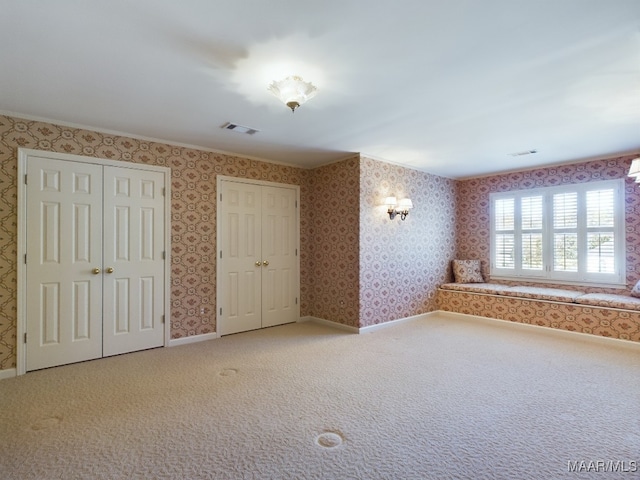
[508,149,538,157]
[221,122,259,135]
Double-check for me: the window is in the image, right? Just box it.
[490,179,625,286]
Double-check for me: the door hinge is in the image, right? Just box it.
[219,193,222,202]
[162,251,166,260]
[24,333,27,343]
[295,200,298,208]
[295,297,298,305]
[219,307,222,316]
[161,315,165,324]
[295,248,298,256]
[24,254,27,264]
[24,174,28,185]
[219,251,222,259]
[162,187,166,196]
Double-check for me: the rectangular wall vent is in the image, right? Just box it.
[221,122,260,135]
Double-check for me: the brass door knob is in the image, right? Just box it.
[92,268,101,274]
[263,260,269,266]
[106,267,114,274]
[255,261,262,267]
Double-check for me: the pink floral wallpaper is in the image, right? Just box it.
[359,157,457,327]
[304,157,361,327]
[1,112,636,370]
[303,155,458,329]
[456,155,640,293]
[0,114,307,369]
[0,125,459,368]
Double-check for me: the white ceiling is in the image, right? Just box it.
[1,0,639,179]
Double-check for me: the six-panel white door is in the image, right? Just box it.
[219,180,298,336]
[26,158,104,370]
[102,166,165,356]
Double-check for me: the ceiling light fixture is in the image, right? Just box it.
[267,76,318,112]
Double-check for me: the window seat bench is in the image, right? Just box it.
[437,283,640,343]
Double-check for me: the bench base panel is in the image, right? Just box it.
[437,289,640,343]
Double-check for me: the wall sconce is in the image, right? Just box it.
[385,196,413,221]
[628,157,640,183]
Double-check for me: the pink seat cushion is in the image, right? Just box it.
[575,293,640,311]
[440,283,511,295]
[501,286,584,303]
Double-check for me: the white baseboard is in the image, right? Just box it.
[0,368,17,380]
[298,316,359,333]
[435,310,640,350]
[299,312,438,334]
[359,312,435,334]
[168,332,218,347]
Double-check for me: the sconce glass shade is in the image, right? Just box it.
[268,76,318,112]
[384,196,398,207]
[629,158,640,178]
[398,198,413,210]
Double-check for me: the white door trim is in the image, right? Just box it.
[216,175,300,335]
[17,148,172,375]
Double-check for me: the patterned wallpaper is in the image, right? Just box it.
[2,112,635,370]
[456,155,640,293]
[302,155,458,329]
[0,114,307,369]
[359,157,457,327]
[304,157,361,327]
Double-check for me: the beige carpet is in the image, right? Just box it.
[1,314,639,480]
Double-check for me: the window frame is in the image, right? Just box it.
[490,179,626,288]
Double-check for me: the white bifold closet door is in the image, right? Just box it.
[218,179,299,336]
[25,156,165,371]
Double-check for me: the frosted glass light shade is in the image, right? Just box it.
[268,76,318,112]
[398,198,413,210]
[385,196,398,207]
[628,158,640,178]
